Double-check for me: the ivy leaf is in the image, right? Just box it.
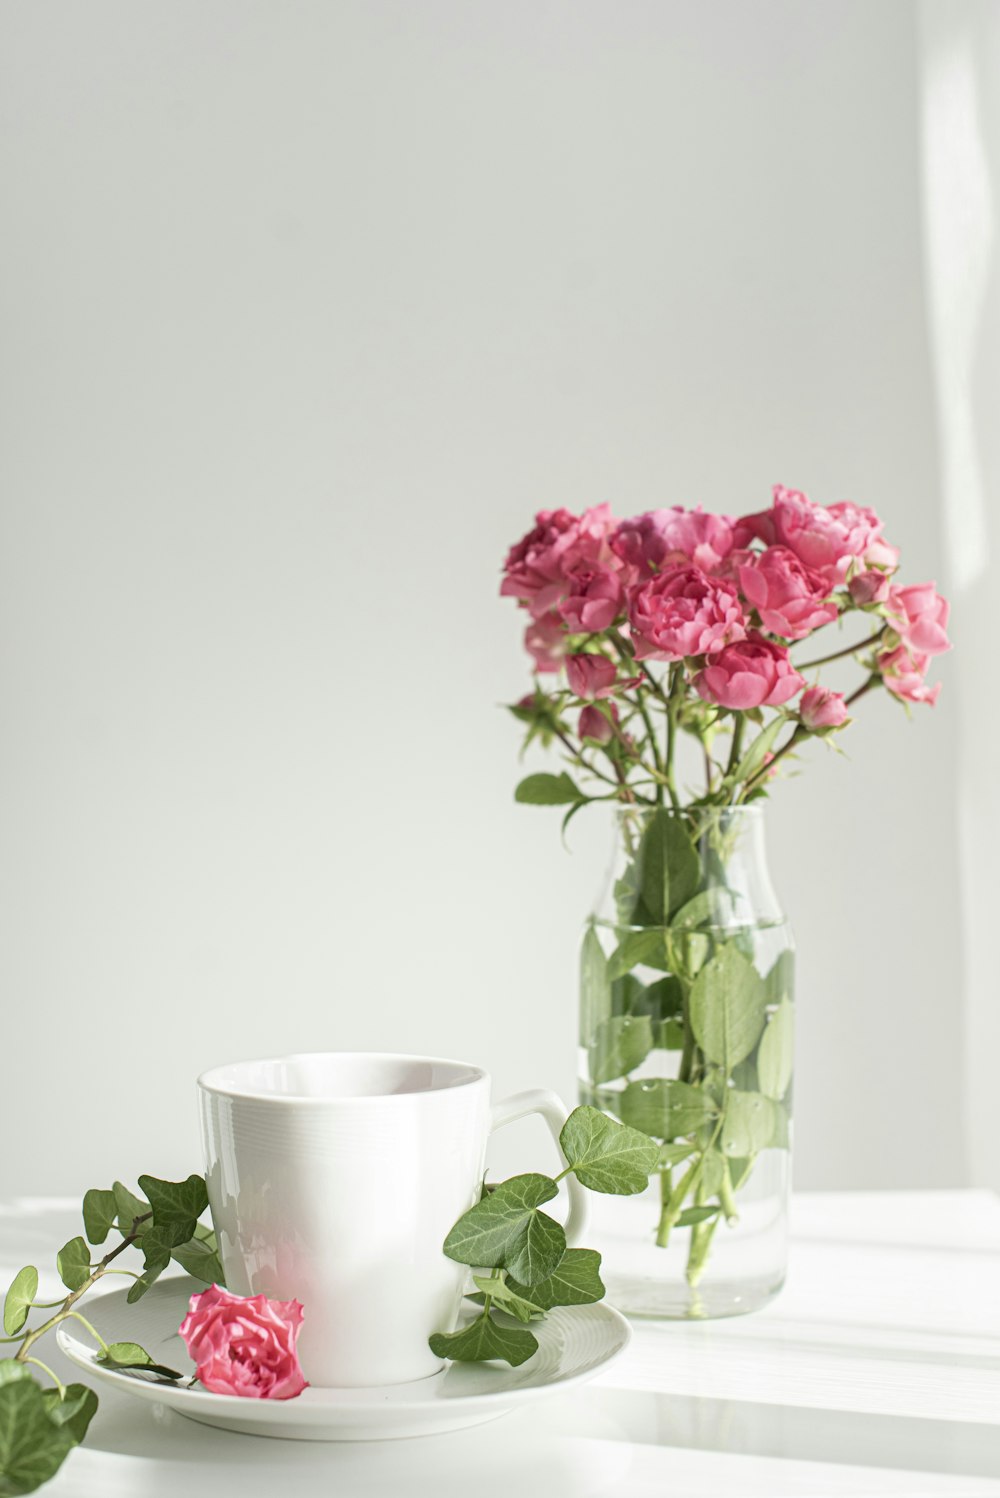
[607,929,671,980]
[636,809,700,924]
[112,1182,150,1237]
[96,1343,185,1380]
[469,1276,545,1323]
[56,1237,91,1293]
[442,1174,566,1285]
[0,1362,30,1388]
[689,944,768,1070]
[137,1174,208,1227]
[2,1268,38,1337]
[0,1376,75,1495]
[757,1002,795,1101]
[126,1236,172,1305]
[514,773,583,806]
[721,1091,777,1157]
[429,1312,538,1367]
[41,1383,98,1445]
[559,1106,660,1194]
[618,1078,718,1140]
[82,1189,118,1247]
[506,1248,605,1310]
[587,1015,653,1085]
[579,926,611,1044]
[169,1234,225,1286]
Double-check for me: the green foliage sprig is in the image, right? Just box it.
[429,1105,659,1367]
[0,1174,223,1495]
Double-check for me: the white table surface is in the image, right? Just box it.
[3,1190,998,1497]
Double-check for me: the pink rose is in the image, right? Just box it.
[566,653,640,700]
[179,1284,308,1400]
[848,569,891,606]
[878,645,941,706]
[524,611,566,673]
[612,507,736,576]
[885,582,951,657]
[799,685,849,730]
[772,485,894,584]
[579,702,617,745]
[628,565,746,662]
[737,546,839,640]
[501,506,616,618]
[558,563,625,632]
[732,508,778,549]
[694,633,804,710]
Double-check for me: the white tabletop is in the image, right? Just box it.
[3,1190,998,1497]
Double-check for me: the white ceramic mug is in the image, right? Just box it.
[197,1052,588,1389]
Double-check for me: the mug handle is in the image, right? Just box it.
[490,1088,588,1245]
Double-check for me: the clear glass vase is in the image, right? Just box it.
[578,804,793,1319]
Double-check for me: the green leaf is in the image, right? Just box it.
[442,1174,566,1285]
[757,1002,794,1101]
[0,1364,30,1389]
[137,1174,208,1226]
[670,888,737,931]
[721,1091,777,1157]
[607,928,671,979]
[587,1015,653,1085]
[126,1235,172,1304]
[112,1182,150,1236]
[732,716,785,783]
[654,1018,685,1050]
[514,773,583,806]
[765,950,795,1007]
[579,926,611,1044]
[96,1343,184,1380]
[506,1248,605,1310]
[675,1205,720,1227]
[170,1235,225,1286]
[0,1377,74,1496]
[629,974,684,1022]
[559,1105,660,1194]
[469,1276,545,1323]
[56,1238,91,1293]
[657,1141,696,1167]
[618,1078,718,1140]
[82,1189,118,1247]
[667,929,712,980]
[2,1269,38,1338]
[98,1342,153,1366]
[770,1101,791,1149]
[689,944,768,1071]
[41,1384,98,1445]
[636,809,700,924]
[429,1312,538,1367]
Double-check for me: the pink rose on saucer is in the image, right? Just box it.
[179,1284,308,1399]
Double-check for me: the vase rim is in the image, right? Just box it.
[610,801,765,820]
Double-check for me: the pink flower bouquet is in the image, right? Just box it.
[501,486,950,1306]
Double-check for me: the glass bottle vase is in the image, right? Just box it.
[578,804,793,1319]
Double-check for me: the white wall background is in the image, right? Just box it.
[0,0,980,1197]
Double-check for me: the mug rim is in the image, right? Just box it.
[197,1050,489,1105]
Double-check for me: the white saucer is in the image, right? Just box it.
[57,1275,630,1441]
